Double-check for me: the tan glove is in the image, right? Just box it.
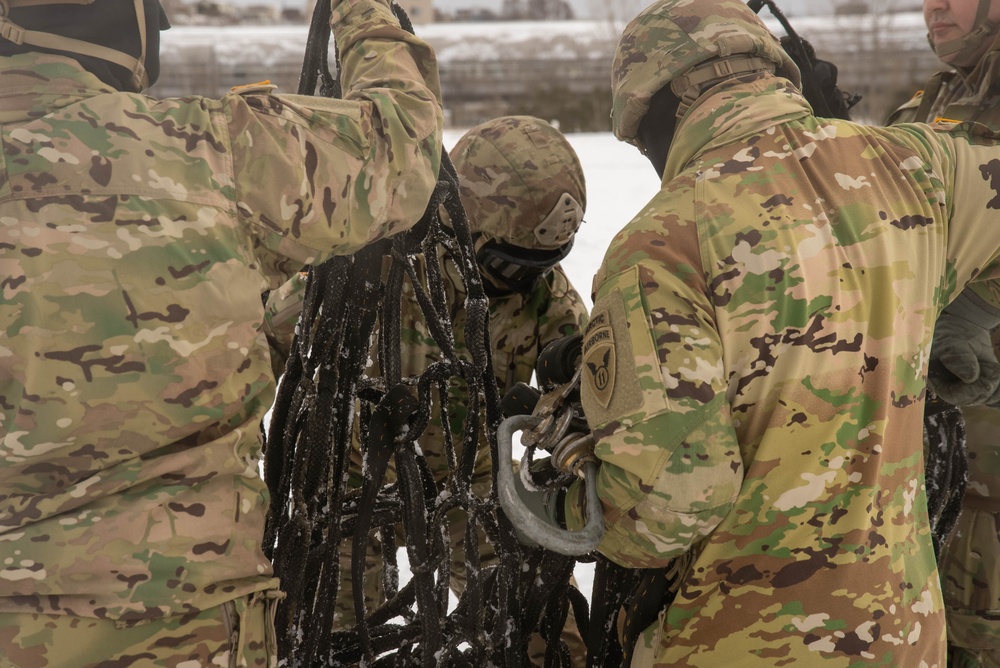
[929,290,1000,405]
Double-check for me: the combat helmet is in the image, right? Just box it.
[451,115,586,293]
[0,0,169,92]
[929,0,1000,68]
[611,0,802,147]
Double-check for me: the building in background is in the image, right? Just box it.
[149,11,939,129]
[397,0,435,23]
[298,0,433,24]
[501,0,573,20]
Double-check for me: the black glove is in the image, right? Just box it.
[536,334,583,388]
[779,35,859,121]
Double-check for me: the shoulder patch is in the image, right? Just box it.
[582,312,615,407]
[579,281,645,427]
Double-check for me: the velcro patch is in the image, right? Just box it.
[582,318,615,408]
[579,280,645,428]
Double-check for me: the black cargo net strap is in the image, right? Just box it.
[259,3,647,666]
[923,392,969,557]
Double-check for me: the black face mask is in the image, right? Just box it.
[476,237,572,296]
[142,0,171,88]
[1,0,170,91]
[636,85,681,180]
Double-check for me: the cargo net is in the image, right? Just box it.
[259,4,647,666]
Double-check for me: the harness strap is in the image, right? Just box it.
[0,0,148,91]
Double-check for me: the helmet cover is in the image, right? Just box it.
[451,115,586,252]
[611,0,801,145]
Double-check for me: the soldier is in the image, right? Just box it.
[266,115,590,664]
[887,1,1000,665]
[0,0,442,665]
[510,0,1000,665]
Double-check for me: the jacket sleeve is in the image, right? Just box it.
[563,188,744,569]
[535,265,589,351]
[226,0,444,287]
[916,122,1000,314]
[263,272,309,379]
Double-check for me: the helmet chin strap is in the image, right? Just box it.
[931,0,999,68]
[0,0,148,91]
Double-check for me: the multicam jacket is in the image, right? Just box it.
[565,76,1000,666]
[0,0,442,622]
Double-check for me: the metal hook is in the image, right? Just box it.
[497,414,604,556]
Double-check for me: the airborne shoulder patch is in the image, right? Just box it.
[579,282,645,428]
[582,311,615,408]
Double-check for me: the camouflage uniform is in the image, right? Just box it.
[266,116,590,663]
[888,24,1000,668]
[0,0,443,663]
[561,1,1000,666]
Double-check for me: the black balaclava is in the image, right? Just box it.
[637,84,681,180]
[0,0,169,91]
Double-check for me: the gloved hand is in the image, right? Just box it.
[928,291,1000,405]
[536,334,583,388]
[508,458,565,548]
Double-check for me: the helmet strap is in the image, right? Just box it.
[932,0,998,67]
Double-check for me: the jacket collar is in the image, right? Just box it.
[960,32,1000,97]
[663,75,813,184]
[0,53,116,124]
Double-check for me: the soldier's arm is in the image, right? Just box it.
[263,272,309,379]
[913,123,1000,402]
[946,122,1000,378]
[893,121,1000,289]
[563,187,743,568]
[226,0,444,286]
